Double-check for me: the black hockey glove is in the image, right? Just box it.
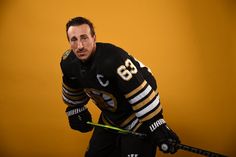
[151,121,180,154]
[138,116,180,154]
[66,106,93,133]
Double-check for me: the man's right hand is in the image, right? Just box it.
[66,106,93,132]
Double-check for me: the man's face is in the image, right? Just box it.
[67,24,96,62]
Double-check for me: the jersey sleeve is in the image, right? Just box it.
[107,47,163,123]
[62,76,90,107]
[60,50,90,108]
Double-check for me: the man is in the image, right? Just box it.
[60,16,180,157]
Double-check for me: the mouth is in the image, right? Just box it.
[76,49,86,54]
[75,50,87,57]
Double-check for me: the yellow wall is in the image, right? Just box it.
[0,0,235,156]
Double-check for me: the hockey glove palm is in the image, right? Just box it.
[66,106,93,133]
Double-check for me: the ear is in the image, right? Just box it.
[93,35,96,42]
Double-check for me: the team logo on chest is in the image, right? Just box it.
[84,88,117,112]
[96,74,109,87]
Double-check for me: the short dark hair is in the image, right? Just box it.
[66,17,95,40]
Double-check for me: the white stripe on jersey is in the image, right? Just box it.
[124,118,139,130]
[135,95,160,118]
[62,95,88,106]
[62,87,81,96]
[128,85,152,105]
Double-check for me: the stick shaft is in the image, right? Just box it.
[87,122,227,157]
[87,121,146,137]
[173,143,227,157]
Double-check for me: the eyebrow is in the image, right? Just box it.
[80,34,88,38]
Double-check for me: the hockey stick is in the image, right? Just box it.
[86,121,146,137]
[87,122,227,157]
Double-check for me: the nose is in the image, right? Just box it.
[77,41,84,51]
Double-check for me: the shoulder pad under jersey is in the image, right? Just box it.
[61,49,72,60]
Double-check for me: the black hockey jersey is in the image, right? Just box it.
[60,42,162,131]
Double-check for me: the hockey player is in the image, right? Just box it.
[60,16,180,157]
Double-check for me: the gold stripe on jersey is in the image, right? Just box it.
[124,78,163,124]
[62,91,87,101]
[102,113,139,131]
[62,83,89,107]
[132,91,156,111]
[62,85,87,98]
[135,95,160,117]
[62,86,83,96]
[62,82,82,93]
[62,96,88,106]
[128,85,152,105]
[132,122,143,132]
[124,118,139,130]
[125,81,147,99]
[62,85,88,100]
[62,95,89,106]
[120,113,136,127]
[139,104,162,122]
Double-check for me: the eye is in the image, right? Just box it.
[80,35,88,41]
[70,36,78,42]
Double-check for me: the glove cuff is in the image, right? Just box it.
[66,106,87,117]
[149,118,166,132]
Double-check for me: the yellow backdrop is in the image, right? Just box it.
[0,0,235,156]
